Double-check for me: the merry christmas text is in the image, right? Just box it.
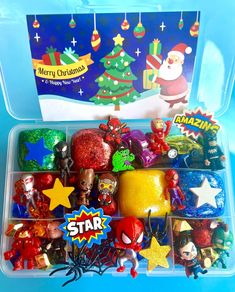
[36,61,88,80]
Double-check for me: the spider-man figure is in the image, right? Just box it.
[114,216,144,278]
[149,118,172,155]
[164,169,185,211]
[4,227,41,270]
[99,117,130,145]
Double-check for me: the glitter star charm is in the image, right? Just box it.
[113,34,124,46]
[42,178,74,210]
[139,237,171,271]
[190,178,222,209]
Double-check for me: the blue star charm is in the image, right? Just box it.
[25,138,53,166]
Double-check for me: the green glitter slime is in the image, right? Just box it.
[18,128,66,171]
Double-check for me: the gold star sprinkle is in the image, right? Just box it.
[139,237,171,271]
[42,178,74,210]
[113,34,125,46]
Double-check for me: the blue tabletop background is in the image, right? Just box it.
[1,0,235,291]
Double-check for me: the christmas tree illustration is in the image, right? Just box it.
[90,34,140,111]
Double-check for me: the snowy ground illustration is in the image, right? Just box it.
[39,89,189,121]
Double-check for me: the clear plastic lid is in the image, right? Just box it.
[0,0,234,120]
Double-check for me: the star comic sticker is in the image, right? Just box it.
[189,178,222,209]
[139,237,171,271]
[42,178,74,210]
[25,138,53,166]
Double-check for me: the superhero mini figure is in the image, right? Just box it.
[112,148,135,172]
[114,216,144,278]
[44,221,66,265]
[20,174,41,215]
[97,173,118,215]
[99,117,130,145]
[212,224,233,269]
[204,130,225,171]
[77,169,95,207]
[149,118,172,155]
[4,227,42,270]
[164,169,185,211]
[176,234,207,279]
[190,220,218,248]
[54,141,74,179]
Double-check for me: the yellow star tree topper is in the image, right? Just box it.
[139,237,171,272]
[113,33,124,46]
[42,178,74,210]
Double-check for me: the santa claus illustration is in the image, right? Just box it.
[152,43,192,108]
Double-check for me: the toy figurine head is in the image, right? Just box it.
[54,141,69,159]
[165,169,179,187]
[113,148,135,164]
[176,234,197,261]
[21,174,34,192]
[115,216,144,252]
[205,130,218,147]
[151,118,164,132]
[191,220,213,248]
[16,228,33,239]
[107,117,123,131]
[33,222,47,237]
[47,221,63,239]
[212,224,233,251]
[78,169,95,192]
[98,173,117,195]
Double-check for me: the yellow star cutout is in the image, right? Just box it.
[139,237,171,271]
[113,34,125,46]
[42,178,75,210]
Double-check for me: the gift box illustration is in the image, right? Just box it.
[143,38,163,89]
[143,69,159,90]
[60,47,79,65]
[146,54,162,70]
[149,38,162,55]
[42,46,61,65]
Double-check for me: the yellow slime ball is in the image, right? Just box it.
[118,169,170,217]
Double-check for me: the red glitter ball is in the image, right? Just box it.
[71,129,114,171]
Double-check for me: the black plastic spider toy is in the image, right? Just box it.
[50,239,119,287]
[145,210,168,246]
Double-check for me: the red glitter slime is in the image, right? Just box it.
[71,129,114,171]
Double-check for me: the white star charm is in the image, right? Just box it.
[190,178,222,209]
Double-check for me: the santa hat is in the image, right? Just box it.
[168,43,192,61]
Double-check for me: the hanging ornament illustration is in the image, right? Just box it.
[121,13,130,30]
[178,12,184,30]
[133,12,145,39]
[190,11,199,37]
[33,15,40,28]
[69,14,76,28]
[91,13,101,51]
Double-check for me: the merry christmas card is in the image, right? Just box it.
[26,11,200,121]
